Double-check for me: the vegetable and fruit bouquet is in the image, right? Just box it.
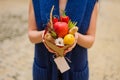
[43,6,78,57]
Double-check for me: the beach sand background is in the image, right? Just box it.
[0,0,120,80]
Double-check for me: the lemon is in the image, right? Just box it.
[63,34,75,45]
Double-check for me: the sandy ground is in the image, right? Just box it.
[0,0,120,80]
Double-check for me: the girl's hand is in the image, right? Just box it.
[43,30,79,55]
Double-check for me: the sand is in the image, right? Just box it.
[0,0,120,80]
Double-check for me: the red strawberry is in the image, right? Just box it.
[60,16,69,23]
[60,11,70,23]
[52,16,58,24]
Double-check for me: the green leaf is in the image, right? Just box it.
[61,9,66,16]
[68,20,77,29]
[51,31,57,39]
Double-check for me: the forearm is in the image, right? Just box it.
[28,30,44,44]
[77,32,95,48]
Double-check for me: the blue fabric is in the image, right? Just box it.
[32,0,97,80]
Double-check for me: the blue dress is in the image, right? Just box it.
[32,0,97,80]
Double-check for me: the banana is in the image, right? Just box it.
[69,27,78,35]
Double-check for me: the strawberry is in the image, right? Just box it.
[60,10,70,23]
[52,16,58,24]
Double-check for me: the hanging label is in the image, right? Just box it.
[54,57,70,73]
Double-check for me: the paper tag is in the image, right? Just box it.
[54,57,70,73]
